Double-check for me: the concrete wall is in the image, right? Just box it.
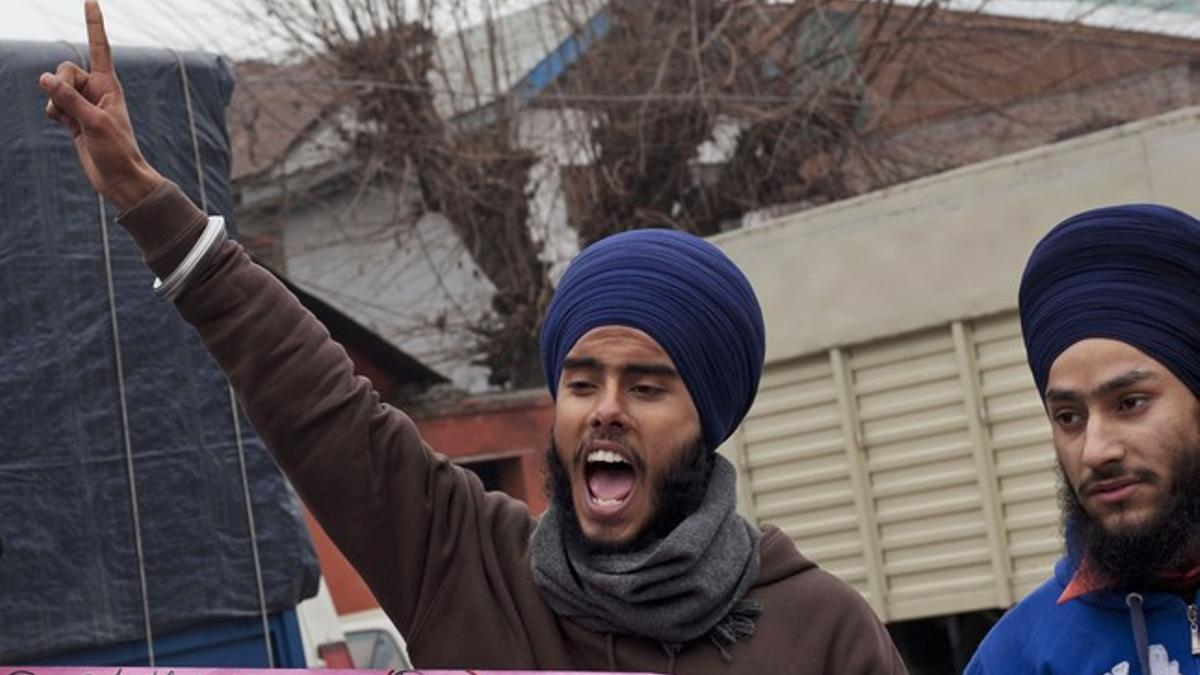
[713,105,1200,364]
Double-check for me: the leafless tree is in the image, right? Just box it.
[241,0,1200,389]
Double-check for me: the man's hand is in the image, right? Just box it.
[38,0,163,211]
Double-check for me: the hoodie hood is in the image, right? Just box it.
[754,525,817,587]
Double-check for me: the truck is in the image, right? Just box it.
[711,104,1200,667]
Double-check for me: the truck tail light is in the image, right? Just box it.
[317,640,355,668]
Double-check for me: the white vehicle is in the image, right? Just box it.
[294,578,357,668]
[296,579,413,670]
[340,608,414,670]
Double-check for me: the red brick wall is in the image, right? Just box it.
[413,392,553,516]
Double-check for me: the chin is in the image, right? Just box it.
[572,494,642,545]
[1098,508,1159,535]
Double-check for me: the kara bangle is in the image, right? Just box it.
[153,215,227,301]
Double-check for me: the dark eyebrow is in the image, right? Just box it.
[624,362,679,379]
[560,357,677,379]
[1094,369,1158,397]
[562,357,599,371]
[1045,369,1158,403]
[1043,388,1080,404]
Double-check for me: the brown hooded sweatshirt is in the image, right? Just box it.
[116,181,907,674]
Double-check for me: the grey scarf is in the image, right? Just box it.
[530,456,762,648]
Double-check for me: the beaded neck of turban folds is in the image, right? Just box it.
[1019,203,1200,401]
[539,229,766,452]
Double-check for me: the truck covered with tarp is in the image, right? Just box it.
[0,40,319,665]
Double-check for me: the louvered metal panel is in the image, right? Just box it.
[739,356,875,597]
[729,308,1064,621]
[847,327,1000,620]
[971,311,1061,600]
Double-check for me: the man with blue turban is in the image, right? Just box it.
[41,3,904,672]
[967,204,1200,675]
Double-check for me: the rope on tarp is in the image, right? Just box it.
[66,37,159,667]
[173,48,277,669]
[99,195,157,667]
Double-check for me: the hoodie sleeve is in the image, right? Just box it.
[963,612,1031,675]
[832,595,909,674]
[964,656,991,674]
[116,181,536,636]
[965,634,1016,675]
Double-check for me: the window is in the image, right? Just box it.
[345,629,407,670]
[464,458,504,492]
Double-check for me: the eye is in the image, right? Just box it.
[1118,395,1148,412]
[1052,409,1083,429]
[631,384,665,397]
[565,380,596,394]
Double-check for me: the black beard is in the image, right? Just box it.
[1060,441,1200,590]
[544,435,715,555]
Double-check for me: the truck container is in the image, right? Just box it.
[712,105,1200,623]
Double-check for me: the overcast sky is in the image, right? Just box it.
[7,0,1200,65]
[1,0,554,61]
[2,1,285,59]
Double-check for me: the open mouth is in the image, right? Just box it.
[585,449,637,509]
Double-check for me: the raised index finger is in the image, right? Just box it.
[84,0,113,74]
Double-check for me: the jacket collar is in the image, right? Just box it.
[1057,557,1105,604]
[1056,555,1200,604]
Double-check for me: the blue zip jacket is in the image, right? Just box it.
[966,556,1199,675]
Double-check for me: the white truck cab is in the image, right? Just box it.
[295,579,413,670]
[340,608,414,670]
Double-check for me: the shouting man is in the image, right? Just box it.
[966,204,1200,674]
[39,2,904,672]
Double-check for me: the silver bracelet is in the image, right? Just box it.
[153,215,227,301]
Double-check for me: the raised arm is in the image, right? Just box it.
[37,0,535,637]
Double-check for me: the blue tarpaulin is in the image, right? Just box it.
[0,41,319,661]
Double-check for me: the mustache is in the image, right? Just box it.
[1076,465,1160,496]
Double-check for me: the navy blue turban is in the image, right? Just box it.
[539,229,766,451]
[1020,204,1200,399]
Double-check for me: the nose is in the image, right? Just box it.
[1080,414,1126,470]
[588,385,627,432]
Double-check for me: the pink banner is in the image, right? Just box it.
[4,662,662,667]
[4,669,661,675]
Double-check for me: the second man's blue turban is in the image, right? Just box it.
[539,229,766,451]
[1020,203,1200,399]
